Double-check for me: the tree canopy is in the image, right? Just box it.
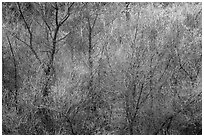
[2,2,202,135]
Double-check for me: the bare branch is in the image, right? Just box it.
[59,2,75,27]
[16,2,42,64]
[39,4,53,39]
[132,82,144,120]
[16,3,32,37]
[132,10,141,46]
[42,17,53,39]
[12,33,30,47]
[91,12,99,30]
[54,2,59,26]
[56,19,81,43]
[57,33,71,43]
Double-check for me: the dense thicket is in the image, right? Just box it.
[2,2,202,135]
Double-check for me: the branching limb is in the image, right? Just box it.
[59,2,75,27]
[16,2,42,64]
